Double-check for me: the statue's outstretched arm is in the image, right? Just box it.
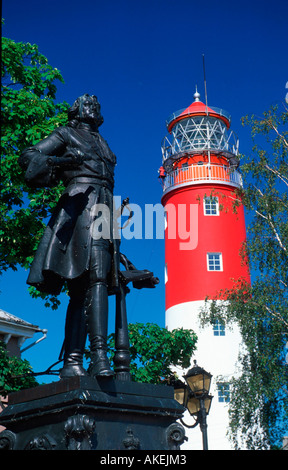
[19,130,89,188]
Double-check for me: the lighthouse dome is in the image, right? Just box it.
[166,92,231,133]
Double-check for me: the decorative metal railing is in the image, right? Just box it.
[162,163,242,193]
[165,105,232,129]
[162,116,239,162]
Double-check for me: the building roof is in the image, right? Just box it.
[166,91,231,132]
[0,308,41,337]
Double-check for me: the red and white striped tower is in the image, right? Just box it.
[160,90,250,449]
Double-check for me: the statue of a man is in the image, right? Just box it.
[19,94,119,378]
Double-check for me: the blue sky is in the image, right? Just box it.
[1,0,288,381]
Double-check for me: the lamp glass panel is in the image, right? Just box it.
[203,374,212,393]
[186,395,213,416]
[186,396,200,415]
[204,396,212,414]
[186,372,211,395]
[174,387,185,406]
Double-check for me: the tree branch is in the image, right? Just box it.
[266,119,288,149]
[265,164,288,187]
[254,187,287,253]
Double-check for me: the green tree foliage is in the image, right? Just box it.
[1,36,69,307]
[106,323,198,384]
[201,106,288,449]
[0,341,38,402]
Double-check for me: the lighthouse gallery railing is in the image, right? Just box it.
[162,163,242,192]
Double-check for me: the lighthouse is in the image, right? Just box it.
[160,90,250,449]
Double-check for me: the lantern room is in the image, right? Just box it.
[160,90,242,195]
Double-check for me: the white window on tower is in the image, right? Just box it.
[207,253,223,271]
[204,196,219,216]
[213,320,226,336]
[217,383,230,403]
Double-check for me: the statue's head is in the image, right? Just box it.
[68,94,104,128]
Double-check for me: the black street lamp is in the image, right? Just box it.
[173,360,213,450]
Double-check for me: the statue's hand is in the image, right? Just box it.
[47,151,91,168]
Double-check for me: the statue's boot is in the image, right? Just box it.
[86,282,114,377]
[60,351,87,378]
[90,349,113,377]
[59,293,88,379]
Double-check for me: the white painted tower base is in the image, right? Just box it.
[166,300,243,450]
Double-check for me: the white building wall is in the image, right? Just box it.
[166,300,243,450]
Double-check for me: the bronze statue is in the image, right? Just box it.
[19,94,158,380]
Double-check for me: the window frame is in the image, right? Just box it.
[203,196,219,216]
[213,319,225,336]
[217,383,230,403]
[207,252,223,272]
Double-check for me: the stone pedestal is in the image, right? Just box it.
[0,377,186,450]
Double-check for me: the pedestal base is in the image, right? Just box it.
[0,377,186,450]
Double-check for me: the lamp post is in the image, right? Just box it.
[174,360,213,450]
